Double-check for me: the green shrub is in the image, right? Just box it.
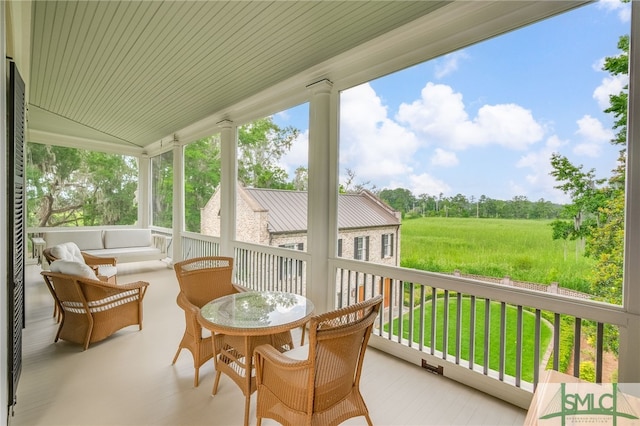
[580,361,596,382]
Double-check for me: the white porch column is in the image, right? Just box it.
[138,153,150,228]
[306,79,338,314]
[171,136,184,263]
[219,120,237,258]
[619,1,640,383]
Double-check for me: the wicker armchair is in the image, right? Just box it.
[41,269,148,351]
[43,242,118,283]
[172,256,245,387]
[254,295,383,426]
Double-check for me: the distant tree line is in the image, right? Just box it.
[375,188,564,220]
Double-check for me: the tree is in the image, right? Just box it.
[582,32,629,355]
[151,150,174,228]
[378,188,416,214]
[237,117,299,189]
[340,168,376,193]
[184,136,222,232]
[292,166,308,191]
[603,34,629,148]
[549,153,607,254]
[588,33,628,307]
[26,143,138,227]
[449,193,469,217]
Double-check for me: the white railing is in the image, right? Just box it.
[330,257,627,408]
[176,236,625,408]
[233,241,310,295]
[179,235,310,295]
[180,231,219,259]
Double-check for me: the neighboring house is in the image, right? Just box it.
[202,185,401,264]
[201,185,402,304]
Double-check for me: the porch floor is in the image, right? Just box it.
[9,261,526,426]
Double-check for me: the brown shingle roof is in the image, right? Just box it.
[244,188,400,234]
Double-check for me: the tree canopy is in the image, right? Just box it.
[549,32,628,354]
[27,144,138,227]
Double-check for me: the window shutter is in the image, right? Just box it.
[7,61,25,412]
[338,239,342,257]
[381,234,386,258]
[365,236,370,261]
[354,237,359,259]
[390,234,394,256]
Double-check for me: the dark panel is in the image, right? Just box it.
[7,60,25,414]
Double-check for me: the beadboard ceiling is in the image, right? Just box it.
[26,1,588,153]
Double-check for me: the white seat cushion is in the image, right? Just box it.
[283,344,309,360]
[97,265,117,278]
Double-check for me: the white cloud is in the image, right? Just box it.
[396,82,544,150]
[598,0,631,22]
[274,110,290,121]
[430,148,458,167]
[392,173,451,196]
[575,115,613,142]
[339,83,420,184]
[515,135,571,203]
[573,115,614,157]
[593,74,628,110]
[279,129,308,176]
[434,51,469,79]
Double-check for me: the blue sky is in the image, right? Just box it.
[274,0,631,204]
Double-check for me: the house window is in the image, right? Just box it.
[279,243,304,278]
[382,233,393,258]
[354,236,369,261]
[337,239,343,257]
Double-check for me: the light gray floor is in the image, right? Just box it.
[9,261,526,426]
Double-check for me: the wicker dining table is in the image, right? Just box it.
[197,290,315,426]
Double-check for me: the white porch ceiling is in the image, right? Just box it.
[27,1,588,153]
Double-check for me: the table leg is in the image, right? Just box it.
[243,335,252,426]
[244,394,251,426]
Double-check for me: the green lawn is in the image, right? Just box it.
[400,217,594,292]
[388,296,553,383]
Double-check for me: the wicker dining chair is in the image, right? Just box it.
[41,267,149,351]
[172,256,245,387]
[254,295,383,426]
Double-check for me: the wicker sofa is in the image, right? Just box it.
[42,228,170,265]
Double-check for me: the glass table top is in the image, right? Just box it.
[200,291,314,329]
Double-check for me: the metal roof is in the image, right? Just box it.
[244,188,400,234]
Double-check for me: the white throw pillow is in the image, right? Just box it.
[50,242,85,263]
[50,260,96,279]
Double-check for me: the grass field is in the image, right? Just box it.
[400,217,594,293]
[388,296,553,383]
